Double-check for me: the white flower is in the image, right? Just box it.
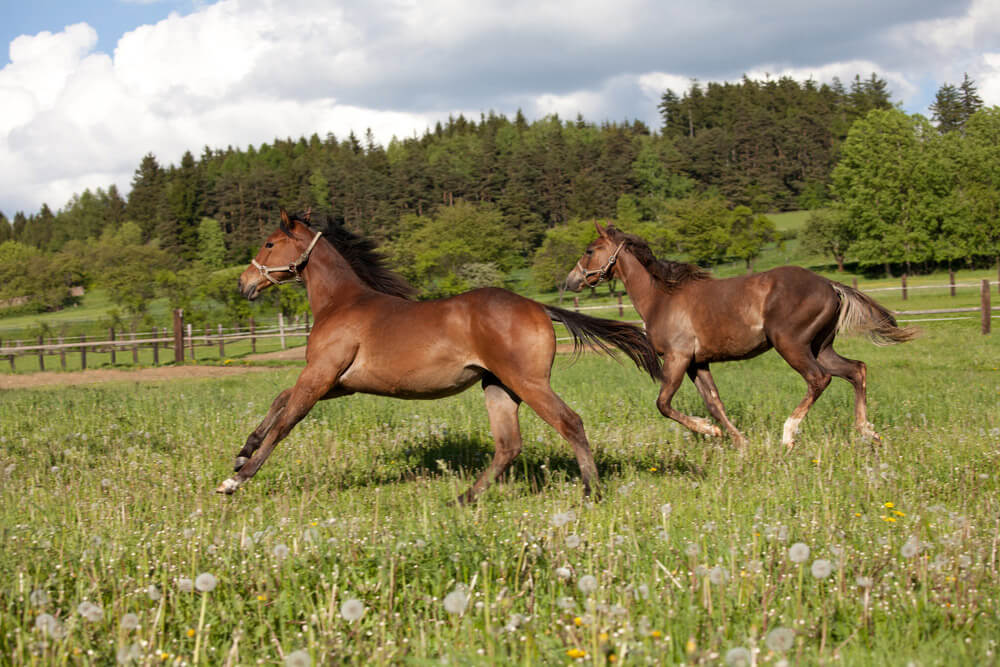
[725,647,751,667]
[709,566,729,585]
[29,589,49,607]
[565,534,581,549]
[147,584,161,601]
[340,598,365,622]
[810,559,833,579]
[284,649,312,667]
[555,566,572,580]
[577,575,598,594]
[766,627,795,652]
[195,573,218,592]
[788,542,810,563]
[443,589,469,615]
[900,536,920,559]
[273,543,290,560]
[120,613,139,630]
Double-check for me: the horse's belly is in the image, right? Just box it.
[338,361,483,399]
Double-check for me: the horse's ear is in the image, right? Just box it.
[279,208,292,233]
[594,220,608,238]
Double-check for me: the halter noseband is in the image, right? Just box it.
[575,240,626,286]
[251,231,323,285]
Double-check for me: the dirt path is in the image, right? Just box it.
[0,347,306,390]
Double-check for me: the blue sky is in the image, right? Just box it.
[1,0,998,215]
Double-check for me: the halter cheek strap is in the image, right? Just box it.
[575,240,626,286]
[251,231,323,285]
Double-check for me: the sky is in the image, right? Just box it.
[1,0,999,217]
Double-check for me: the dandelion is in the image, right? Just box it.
[788,542,810,563]
[29,589,49,607]
[116,643,141,664]
[443,589,469,615]
[747,559,763,574]
[766,627,795,652]
[195,573,218,592]
[555,566,572,580]
[566,648,587,659]
[35,613,64,638]
[272,543,290,560]
[557,596,576,611]
[900,536,920,559]
[565,534,581,549]
[855,576,873,588]
[285,649,312,667]
[577,574,598,594]
[177,578,194,593]
[660,503,673,518]
[120,613,139,631]
[186,628,196,638]
[684,542,700,557]
[78,601,103,623]
[811,559,833,579]
[340,598,365,622]
[725,647,751,667]
[709,566,729,585]
[147,584,161,601]
[551,511,576,528]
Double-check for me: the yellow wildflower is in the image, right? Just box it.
[566,648,587,659]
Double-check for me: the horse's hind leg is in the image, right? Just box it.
[818,347,879,442]
[457,377,523,505]
[688,363,746,448]
[656,353,723,438]
[771,338,831,449]
[234,389,292,472]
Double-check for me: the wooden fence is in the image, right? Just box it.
[0,310,311,372]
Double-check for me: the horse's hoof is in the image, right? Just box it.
[216,478,241,495]
[233,456,249,472]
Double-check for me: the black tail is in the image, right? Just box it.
[544,305,661,381]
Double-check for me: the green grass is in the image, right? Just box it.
[1,323,998,664]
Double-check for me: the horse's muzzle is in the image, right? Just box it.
[239,277,260,301]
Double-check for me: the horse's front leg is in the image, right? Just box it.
[234,389,293,472]
[217,369,335,494]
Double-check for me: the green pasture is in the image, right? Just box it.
[1,321,998,664]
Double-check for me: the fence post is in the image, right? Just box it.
[305,311,311,334]
[852,277,858,290]
[983,279,992,335]
[250,317,256,354]
[131,324,139,364]
[901,274,907,300]
[573,296,579,312]
[38,336,45,371]
[59,335,66,370]
[80,335,87,370]
[152,327,159,365]
[109,328,116,365]
[6,338,14,371]
[949,268,956,297]
[617,293,624,317]
[173,309,184,364]
[188,323,195,359]
[218,323,225,358]
[278,312,286,349]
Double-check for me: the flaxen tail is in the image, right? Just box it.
[831,282,918,345]
[544,305,662,381]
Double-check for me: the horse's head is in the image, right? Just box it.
[565,221,626,292]
[239,208,322,300]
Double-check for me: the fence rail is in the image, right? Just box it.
[2,277,997,372]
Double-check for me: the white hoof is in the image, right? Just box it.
[216,477,241,495]
[782,416,803,449]
[690,417,722,437]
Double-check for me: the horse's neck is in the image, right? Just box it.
[616,252,667,322]
[301,242,369,313]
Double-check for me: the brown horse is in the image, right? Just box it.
[216,210,660,501]
[566,222,916,449]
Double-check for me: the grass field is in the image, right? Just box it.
[1,319,998,665]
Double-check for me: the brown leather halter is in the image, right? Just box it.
[575,240,625,286]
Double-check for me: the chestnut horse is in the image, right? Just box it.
[216,210,660,501]
[566,223,916,449]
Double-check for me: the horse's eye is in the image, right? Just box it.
[585,249,593,255]
[264,242,274,248]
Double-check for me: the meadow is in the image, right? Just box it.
[1,318,999,665]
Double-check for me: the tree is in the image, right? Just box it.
[127,153,166,242]
[102,245,171,322]
[958,73,984,126]
[930,83,963,133]
[530,219,601,292]
[801,208,855,271]
[662,195,733,265]
[197,218,227,269]
[727,206,777,271]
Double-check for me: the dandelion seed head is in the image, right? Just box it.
[195,573,217,592]
[557,596,576,610]
[856,576,873,588]
[116,642,140,665]
[565,534,581,549]
[29,589,49,607]
[77,601,103,623]
[272,543,290,560]
[340,598,365,622]
[35,613,64,638]
[147,585,161,601]
[443,589,469,615]
[709,566,728,585]
[577,574,598,594]
[684,542,700,557]
[788,542,810,563]
[725,646,751,667]
[766,627,795,652]
[120,613,139,631]
[900,536,921,559]
[811,559,833,579]
[555,566,572,580]
[284,649,312,667]
[176,578,193,593]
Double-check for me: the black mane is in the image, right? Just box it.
[294,212,417,300]
[605,225,710,291]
